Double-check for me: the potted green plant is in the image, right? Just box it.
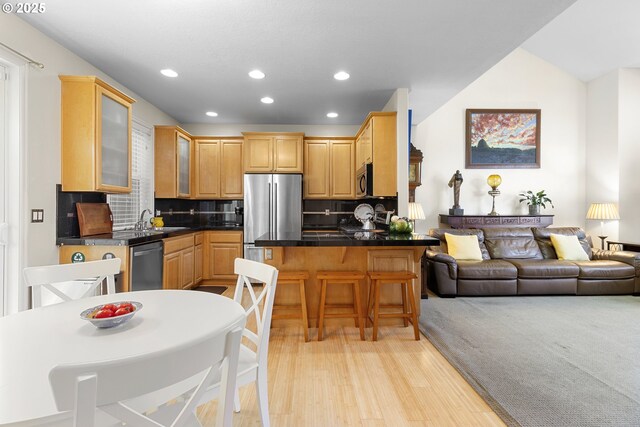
[518,190,554,215]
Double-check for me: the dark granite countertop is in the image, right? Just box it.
[56,225,243,246]
[254,231,440,247]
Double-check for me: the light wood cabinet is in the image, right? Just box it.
[303,138,355,199]
[354,112,397,197]
[243,132,303,173]
[162,233,196,289]
[162,252,181,290]
[155,126,193,198]
[203,231,243,281]
[181,246,195,289]
[194,233,203,284]
[194,138,243,199]
[60,76,135,193]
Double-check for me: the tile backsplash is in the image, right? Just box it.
[154,199,243,227]
[303,199,397,229]
[56,184,107,238]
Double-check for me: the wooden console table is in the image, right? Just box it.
[439,214,554,229]
[607,241,640,252]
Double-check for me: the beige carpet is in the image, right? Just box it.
[419,295,640,427]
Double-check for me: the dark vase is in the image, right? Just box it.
[529,205,540,215]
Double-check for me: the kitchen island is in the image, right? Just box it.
[255,231,439,329]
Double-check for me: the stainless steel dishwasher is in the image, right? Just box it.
[130,241,164,291]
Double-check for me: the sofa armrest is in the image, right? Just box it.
[593,249,640,276]
[425,250,458,279]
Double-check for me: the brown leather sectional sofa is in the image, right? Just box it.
[425,227,640,297]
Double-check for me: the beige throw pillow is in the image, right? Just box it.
[549,233,589,261]
[444,233,483,261]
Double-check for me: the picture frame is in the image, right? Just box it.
[465,109,541,169]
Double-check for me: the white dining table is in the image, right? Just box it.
[0,290,245,426]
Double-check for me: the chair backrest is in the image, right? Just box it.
[233,258,278,369]
[23,259,121,308]
[49,321,245,427]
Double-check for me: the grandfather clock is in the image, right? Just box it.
[409,143,423,202]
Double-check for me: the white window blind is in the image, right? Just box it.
[107,121,153,230]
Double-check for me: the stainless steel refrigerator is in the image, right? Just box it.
[244,174,302,263]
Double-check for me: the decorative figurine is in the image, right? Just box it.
[448,170,464,215]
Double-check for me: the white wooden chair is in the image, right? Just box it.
[23,259,121,308]
[197,258,279,427]
[49,322,245,427]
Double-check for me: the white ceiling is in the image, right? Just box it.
[22,0,575,125]
[522,0,640,82]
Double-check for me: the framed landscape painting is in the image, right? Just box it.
[465,109,541,169]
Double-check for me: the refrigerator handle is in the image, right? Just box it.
[268,181,272,234]
[274,182,278,235]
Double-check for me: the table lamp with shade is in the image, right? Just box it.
[586,203,620,249]
[407,202,425,232]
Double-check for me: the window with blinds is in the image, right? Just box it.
[107,121,154,230]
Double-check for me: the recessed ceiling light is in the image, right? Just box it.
[333,71,350,81]
[261,97,274,104]
[327,112,339,118]
[160,69,178,78]
[249,69,265,79]
[206,111,218,117]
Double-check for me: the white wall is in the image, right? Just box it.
[181,123,359,137]
[617,69,640,242]
[585,71,619,241]
[413,48,587,233]
[0,13,177,271]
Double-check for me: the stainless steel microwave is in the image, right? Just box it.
[356,163,373,198]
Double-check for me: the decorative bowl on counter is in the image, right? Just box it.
[80,301,143,328]
[389,216,413,234]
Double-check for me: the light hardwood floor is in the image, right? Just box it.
[196,286,504,427]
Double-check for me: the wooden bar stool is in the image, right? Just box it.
[271,271,310,342]
[317,271,365,341]
[367,271,420,341]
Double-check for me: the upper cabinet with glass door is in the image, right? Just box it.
[60,76,135,193]
[154,126,193,198]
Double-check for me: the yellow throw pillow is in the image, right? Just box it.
[444,233,483,261]
[549,234,589,261]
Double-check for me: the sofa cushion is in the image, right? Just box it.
[444,233,483,260]
[550,234,590,261]
[429,228,491,260]
[482,227,543,260]
[572,260,635,279]
[457,260,518,279]
[508,259,579,278]
[533,227,592,260]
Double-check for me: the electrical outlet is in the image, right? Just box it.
[31,209,44,223]
[264,248,273,260]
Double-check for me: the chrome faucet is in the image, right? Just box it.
[136,209,152,230]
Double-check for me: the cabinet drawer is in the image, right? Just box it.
[195,232,204,246]
[206,231,242,243]
[164,234,195,254]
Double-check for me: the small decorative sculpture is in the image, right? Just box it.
[448,170,464,215]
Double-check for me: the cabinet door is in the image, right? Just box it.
[181,247,195,289]
[244,136,273,172]
[194,139,221,198]
[194,243,203,284]
[96,86,131,192]
[208,243,241,279]
[163,252,181,289]
[274,135,303,172]
[221,140,243,198]
[330,140,355,199]
[303,140,330,198]
[177,132,192,197]
[361,120,373,165]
